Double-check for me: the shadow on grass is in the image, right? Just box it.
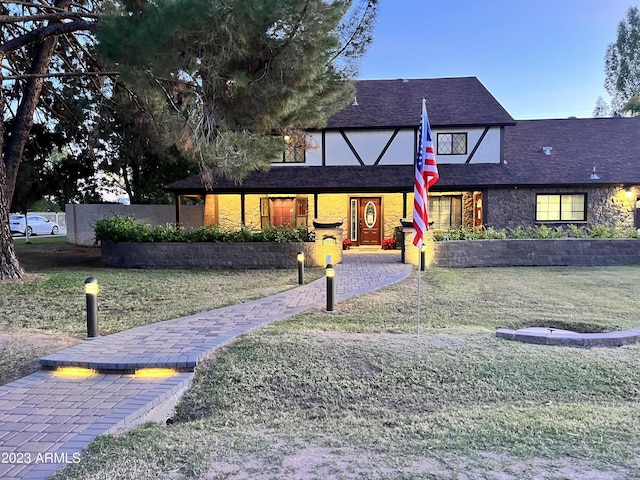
[14,238,102,272]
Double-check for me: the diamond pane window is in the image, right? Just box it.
[437,133,467,155]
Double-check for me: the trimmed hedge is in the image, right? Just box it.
[94,215,314,243]
[433,225,640,241]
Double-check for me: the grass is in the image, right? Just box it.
[45,259,640,479]
[0,240,322,385]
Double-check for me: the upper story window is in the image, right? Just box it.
[273,135,305,163]
[536,194,586,222]
[437,133,467,155]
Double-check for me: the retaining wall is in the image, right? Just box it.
[431,238,640,267]
[101,242,318,269]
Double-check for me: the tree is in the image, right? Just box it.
[0,0,377,281]
[96,0,378,185]
[605,6,640,116]
[1,1,101,280]
[592,96,610,117]
[93,84,200,204]
[622,94,640,115]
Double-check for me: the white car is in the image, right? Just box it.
[10,215,60,236]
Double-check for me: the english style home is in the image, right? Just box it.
[166,77,640,247]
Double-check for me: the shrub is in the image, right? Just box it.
[433,224,639,241]
[95,215,313,243]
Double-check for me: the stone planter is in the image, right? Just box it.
[101,241,318,269]
[430,238,640,268]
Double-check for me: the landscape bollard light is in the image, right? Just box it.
[297,251,305,285]
[326,263,335,312]
[84,277,99,339]
[420,245,426,271]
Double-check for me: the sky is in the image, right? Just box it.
[357,0,636,119]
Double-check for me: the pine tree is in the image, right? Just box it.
[605,6,640,116]
[97,0,378,183]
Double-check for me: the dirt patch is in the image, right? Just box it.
[204,446,638,479]
[0,332,81,386]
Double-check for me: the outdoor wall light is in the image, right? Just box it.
[326,263,335,312]
[297,251,305,285]
[626,188,633,200]
[84,277,99,339]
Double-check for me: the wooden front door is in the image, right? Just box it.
[358,197,381,245]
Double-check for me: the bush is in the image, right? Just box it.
[433,224,640,241]
[95,215,313,243]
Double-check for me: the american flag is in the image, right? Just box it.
[413,99,439,249]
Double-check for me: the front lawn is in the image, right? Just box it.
[52,266,640,479]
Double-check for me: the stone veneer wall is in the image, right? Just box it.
[485,186,637,230]
[101,242,318,269]
[430,238,640,267]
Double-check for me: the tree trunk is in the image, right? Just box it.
[0,161,25,280]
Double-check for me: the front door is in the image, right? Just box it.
[358,197,381,245]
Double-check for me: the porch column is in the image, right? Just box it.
[174,194,181,226]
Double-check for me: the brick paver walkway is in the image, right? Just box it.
[0,251,411,479]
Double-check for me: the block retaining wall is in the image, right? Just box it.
[101,242,317,269]
[431,238,640,267]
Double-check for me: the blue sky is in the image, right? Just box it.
[358,0,636,119]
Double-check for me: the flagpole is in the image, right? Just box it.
[412,97,438,340]
[417,245,421,337]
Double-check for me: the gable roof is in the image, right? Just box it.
[326,77,515,129]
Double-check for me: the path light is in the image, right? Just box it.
[297,251,305,285]
[84,277,99,339]
[326,263,335,312]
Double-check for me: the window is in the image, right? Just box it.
[437,133,467,155]
[428,195,463,230]
[272,136,305,163]
[260,196,308,229]
[536,194,586,222]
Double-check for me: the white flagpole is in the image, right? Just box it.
[417,244,421,337]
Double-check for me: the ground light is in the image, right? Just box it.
[84,277,99,339]
[297,251,305,285]
[326,263,335,312]
[53,367,96,379]
[132,368,177,379]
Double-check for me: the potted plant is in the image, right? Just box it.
[381,238,397,250]
[342,238,353,250]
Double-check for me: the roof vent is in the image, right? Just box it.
[352,97,359,106]
[542,146,552,155]
[402,78,409,83]
[590,166,600,180]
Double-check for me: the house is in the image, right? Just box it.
[166,77,640,246]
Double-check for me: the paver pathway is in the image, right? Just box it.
[0,251,411,479]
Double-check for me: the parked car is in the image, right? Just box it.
[9,215,60,236]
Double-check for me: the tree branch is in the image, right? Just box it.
[2,71,119,80]
[0,12,100,23]
[0,19,99,54]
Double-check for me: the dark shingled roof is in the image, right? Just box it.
[326,77,515,129]
[167,112,640,193]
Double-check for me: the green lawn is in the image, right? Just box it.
[46,264,640,480]
[0,240,322,385]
